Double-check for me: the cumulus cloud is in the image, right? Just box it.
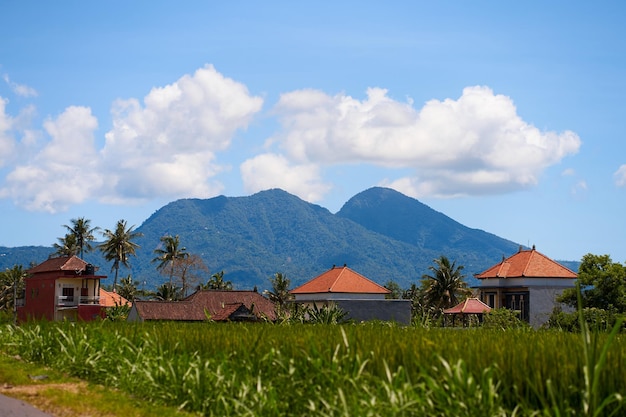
[101,64,263,202]
[240,153,331,202]
[268,85,581,198]
[615,165,626,187]
[0,65,263,212]
[0,106,102,212]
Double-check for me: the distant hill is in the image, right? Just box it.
[0,188,577,291]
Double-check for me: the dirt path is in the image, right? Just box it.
[0,382,84,417]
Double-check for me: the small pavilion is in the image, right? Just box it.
[443,298,492,327]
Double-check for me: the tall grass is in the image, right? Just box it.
[0,321,623,416]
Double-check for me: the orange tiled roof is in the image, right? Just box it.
[99,289,130,307]
[290,265,391,294]
[443,298,491,314]
[132,290,276,322]
[475,247,577,279]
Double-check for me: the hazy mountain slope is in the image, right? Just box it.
[337,187,522,274]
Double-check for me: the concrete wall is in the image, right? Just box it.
[528,287,569,328]
[334,299,411,325]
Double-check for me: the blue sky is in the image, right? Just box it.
[0,1,625,263]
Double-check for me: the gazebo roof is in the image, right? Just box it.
[443,298,492,315]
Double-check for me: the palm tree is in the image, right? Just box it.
[264,272,292,309]
[152,235,189,286]
[155,282,181,301]
[99,220,143,290]
[52,233,80,257]
[203,270,232,290]
[0,265,26,323]
[421,256,470,312]
[116,275,139,302]
[64,217,100,258]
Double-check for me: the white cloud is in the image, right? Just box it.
[240,153,331,202]
[101,64,263,201]
[0,106,102,212]
[271,85,581,197]
[615,165,626,187]
[2,74,38,98]
[0,97,15,167]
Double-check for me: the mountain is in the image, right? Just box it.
[0,187,560,291]
[336,187,522,276]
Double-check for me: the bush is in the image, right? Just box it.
[483,308,529,330]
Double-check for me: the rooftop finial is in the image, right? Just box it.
[532,244,536,250]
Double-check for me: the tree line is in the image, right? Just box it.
[2,215,625,330]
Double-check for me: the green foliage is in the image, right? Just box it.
[264,272,292,315]
[63,217,100,258]
[559,254,626,312]
[421,256,471,314]
[0,322,624,416]
[384,280,403,299]
[104,304,131,321]
[115,275,139,302]
[546,306,625,332]
[0,265,26,315]
[155,282,183,301]
[201,270,233,290]
[305,304,350,324]
[99,219,142,289]
[483,307,530,330]
[152,234,189,286]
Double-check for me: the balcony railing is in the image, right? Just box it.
[57,296,101,307]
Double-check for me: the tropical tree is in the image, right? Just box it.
[52,233,80,257]
[155,282,182,301]
[384,280,403,299]
[152,235,189,286]
[172,254,209,297]
[202,270,233,290]
[64,217,100,258]
[0,265,26,323]
[264,272,293,311]
[99,220,143,290]
[116,275,139,302]
[558,253,626,312]
[421,256,470,313]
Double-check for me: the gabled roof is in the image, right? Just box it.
[290,265,390,295]
[475,247,577,280]
[99,289,130,307]
[443,298,491,314]
[131,290,276,322]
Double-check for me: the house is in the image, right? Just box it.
[475,246,577,327]
[16,256,106,322]
[443,298,491,327]
[289,264,411,324]
[99,288,130,307]
[127,290,277,322]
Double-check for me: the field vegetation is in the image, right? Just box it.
[0,320,624,416]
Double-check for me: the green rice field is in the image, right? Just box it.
[0,321,624,416]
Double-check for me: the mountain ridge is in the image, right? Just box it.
[0,187,577,290]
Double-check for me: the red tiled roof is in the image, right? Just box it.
[443,298,491,314]
[475,248,577,279]
[99,289,130,307]
[27,256,87,274]
[132,290,276,322]
[290,265,391,294]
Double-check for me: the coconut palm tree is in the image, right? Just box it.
[264,272,292,308]
[64,217,100,259]
[52,233,80,257]
[203,270,232,290]
[152,235,189,286]
[0,265,26,323]
[421,256,470,312]
[99,220,143,290]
